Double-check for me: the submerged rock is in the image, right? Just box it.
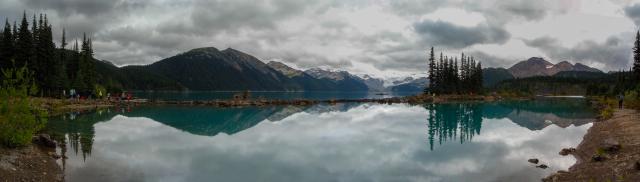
[528,158,539,164]
[559,148,576,156]
[536,164,549,169]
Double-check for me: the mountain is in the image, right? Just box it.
[361,75,385,92]
[389,77,428,92]
[508,57,602,78]
[482,68,514,87]
[266,61,339,91]
[91,47,375,91]
[144,47,302,91]
[304,68,369,91]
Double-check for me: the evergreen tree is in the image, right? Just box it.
[1,19,13,69]
[428,49,483,94]
[427,47,435,93]
[58,28,69,90]
[15,11,33,68]
[634,31,640,81]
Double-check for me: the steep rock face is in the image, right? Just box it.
[508,57,602,78]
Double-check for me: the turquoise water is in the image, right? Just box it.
[46,98,596,182]
[131,91,420,101]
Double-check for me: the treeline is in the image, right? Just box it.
[426,47,483,95]
[0,12,97,97]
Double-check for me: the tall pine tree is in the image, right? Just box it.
[427,47,435,93]
[15,11,33,68]
[634,31,640,81]
[1,19,13,69]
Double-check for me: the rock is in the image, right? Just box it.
[37,134,57,148]
[559,148,576,156]
[557,170,569,174]
[528,158,539,164]
[48,152,61,159]
[602,138,621,153]
[592,154,605,162]
[536,164,549,169]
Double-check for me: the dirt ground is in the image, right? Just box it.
[0,144,62,182]
[544,109,640,181]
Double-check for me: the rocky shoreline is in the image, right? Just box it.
[544,109,640,181]
[0,137,63,182]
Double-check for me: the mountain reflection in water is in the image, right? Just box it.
[45,98,595,182]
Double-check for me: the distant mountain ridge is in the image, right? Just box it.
[508,57,602,78]
[93,47,606,92]
[92,47,376,92]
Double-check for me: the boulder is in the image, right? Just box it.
[36,134,57,148]
[528,158,539,164]
[559,148,576,156]
[536,164,548,169]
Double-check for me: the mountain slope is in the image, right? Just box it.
[266,61,340,91]
[144,47,302,91]
[389,77,428,92]
[483,68,514,87]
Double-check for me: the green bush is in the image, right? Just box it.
[624,87,640,110]
[0,65,47,148]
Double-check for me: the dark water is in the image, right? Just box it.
[46,98,596,182]
[131,91,420,101]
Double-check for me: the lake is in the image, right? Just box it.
[131,91,421,101]
[45,98,596,182]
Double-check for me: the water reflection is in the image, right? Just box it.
[426,103,483,151]
[45,99,596,182]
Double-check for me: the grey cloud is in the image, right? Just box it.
[158,0,318,36]
[624,3,640,26]
[369,50,428,72]
[524,35,633,70]
[413,20,510,48]
[23,0,118,17]
[493,0,547,22]
[274,52,353,70]
[388,0,447,16]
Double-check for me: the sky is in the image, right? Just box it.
[1,0,640,79]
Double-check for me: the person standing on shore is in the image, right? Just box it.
[618,93,624,109]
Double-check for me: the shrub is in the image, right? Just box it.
[624,87,640,110]
[0,65,47,148]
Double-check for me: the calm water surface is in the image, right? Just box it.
[132,91,420,101]
[46,98,596,182]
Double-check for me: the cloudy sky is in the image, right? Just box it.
[1,0,640,78]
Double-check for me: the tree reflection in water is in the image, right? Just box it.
[425,103,483,151]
